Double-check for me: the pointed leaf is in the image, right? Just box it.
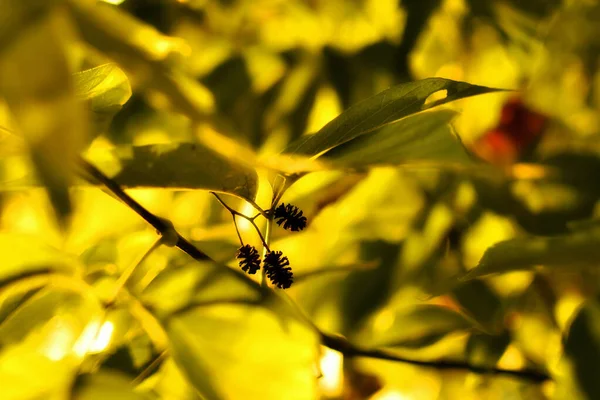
[323,110,472,167]
[89,143,259,201]
[284,78,504,157]
[464,224,600,279]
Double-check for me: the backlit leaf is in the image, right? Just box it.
[323,110,473,167]
[284,78,504,157]
[73,63,132,139]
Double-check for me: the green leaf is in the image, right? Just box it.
[73,64,131,112]
[72,370,150,400]
[88,142,259,201]
[69,1,214,119]
[0,12,88,226]
[284,78,504,157]
[73,63,132,139]
[463,224,600,280]
[564,298,600,400]
[166,301,319,400]
[362,305,478,349]
[323,110,472,167]
[140,251,262,317]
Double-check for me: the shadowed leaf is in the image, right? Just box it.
[565,298,600,400]
[89,143,259,201]
[363,305,478,349]
[463,224,600,280]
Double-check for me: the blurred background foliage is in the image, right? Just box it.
[0,0,600,399]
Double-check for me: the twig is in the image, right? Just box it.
[231,216,244,246]
[210,192,270,251]
[79,158,211,261]
[320,332,551,383]
[260,217,273,288]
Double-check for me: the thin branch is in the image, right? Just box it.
[260,217,274,288]
[250,218,270,252]
[211,191,268,218]
[246,199,269,218]
[211,192,270,251]
[250,213,261,221]
[79,158,211,261]
[320,332,551,383]
[211,191,239,215]
[231,216,244,246]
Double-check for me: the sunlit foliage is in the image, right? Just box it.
[1,0,599,399]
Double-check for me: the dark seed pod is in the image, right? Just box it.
[273,203,307,232]
[236,244,261,274]
[263,251,293,289]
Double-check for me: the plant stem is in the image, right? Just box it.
[276,289,551,384]
[211,192,270,251]
[260,217,273,288]
[320,332,551,383]
[80,158,211,261]
[231,216,244,246]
